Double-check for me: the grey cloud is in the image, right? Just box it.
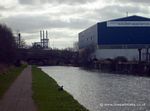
[18,0,93,5]
[0,14,93,32]
[94,5,149,21]
[19,0,38,5]
[68,18,95,29]
[48,31,73,39]
[0,5,18,14]
[114,0,150,4]
[0,6,6,10]
[50,0,93,4]
[0,5,14,11]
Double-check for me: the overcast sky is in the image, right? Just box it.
[0,0,150,49]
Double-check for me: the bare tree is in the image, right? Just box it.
[73,41,79,51]
[79,44,96,66]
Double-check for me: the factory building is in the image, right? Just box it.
[79,15,150,61]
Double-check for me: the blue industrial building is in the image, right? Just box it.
[79,15,150,61]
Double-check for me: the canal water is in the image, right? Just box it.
[40,66,150,111]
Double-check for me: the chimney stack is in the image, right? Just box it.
[43,30,45,39]
[40,30,42,40]
[39,30,49,48]
[46,30,48,39]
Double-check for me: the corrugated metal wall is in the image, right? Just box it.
[98,16,150,47]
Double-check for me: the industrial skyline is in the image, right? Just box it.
[0,0,150,48]
[32,30,49,48]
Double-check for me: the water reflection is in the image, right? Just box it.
[40,66,150,111]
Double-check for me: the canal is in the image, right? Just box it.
[40,66,150,111]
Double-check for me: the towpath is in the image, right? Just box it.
[0,66,37,111]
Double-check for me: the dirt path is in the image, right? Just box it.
[0,66,37,111]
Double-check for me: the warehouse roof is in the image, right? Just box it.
[99,15,150,23]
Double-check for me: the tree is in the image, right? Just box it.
[79,44,96,66]
[15,33,27,48]
[0,24,17,64]
[73,41,79,51]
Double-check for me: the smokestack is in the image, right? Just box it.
[46,30,48,39]
[40,30,42,40]
[43,30,45,39]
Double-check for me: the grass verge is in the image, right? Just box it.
[0,65,27,98]
[32,66,89,111]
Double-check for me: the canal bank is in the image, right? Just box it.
[32,66,88,111]
[84,59,150,77]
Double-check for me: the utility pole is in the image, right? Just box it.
[138,48,142,63]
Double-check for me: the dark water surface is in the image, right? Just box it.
[40,66,150,111]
